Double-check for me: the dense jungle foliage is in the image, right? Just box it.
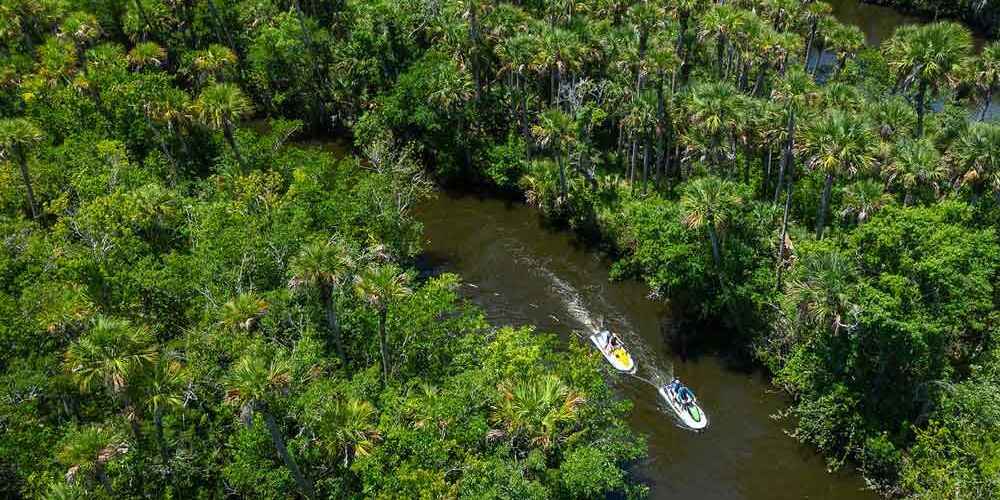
[0,2,649,499]
[1,0,999,499]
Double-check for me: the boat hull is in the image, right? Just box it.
[659,386,709,431]
[589,332,636,374]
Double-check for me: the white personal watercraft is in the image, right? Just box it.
[659,379,709,431]
[589,330,636,374]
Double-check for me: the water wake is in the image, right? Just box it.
[520,254,672,385]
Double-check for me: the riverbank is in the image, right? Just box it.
[416,192,876,500]
[461,140,1000,496]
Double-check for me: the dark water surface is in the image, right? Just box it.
[828,0,925,46]
[415,193,875,500]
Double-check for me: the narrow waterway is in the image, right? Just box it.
[415,193,875,500]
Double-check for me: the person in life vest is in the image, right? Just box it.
[671,378,694,406]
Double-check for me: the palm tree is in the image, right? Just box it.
[489,375,584,451]
[801,109,876,239]
[192,83,253,171]
[534,27,583,104]
[688,81,747,175]
[840,179,891,225]
[886,138,946,205]
[622,91,657,188]
[770,67,820,201]
[191,43,236,84]
[0,117,44,218]
[970,42,1000,121]
[885,22,973,137]
[145,87,192,161]
[127,41,165,70]
[680,176,744,268]
[58,11,101,52]
[869,96,916,144]
[220,292,268,332]
[668,0,706,82]
[800,0,832,69]
[354,264,412,385]
[786,249,858,336]
[311,398,380,467]
[224,350,315,500]
[762,0,799,32]
[828,24,865,75]
[532,108,576,198]
[947,121,1000,199]
[288,238,354,365]
[698,5,742,77]
[64,317,158,439]
[58,425,127,496]
[498,33,537,154]
[810,17,839,76]
[141,356,184,465]
[626,1,663,91]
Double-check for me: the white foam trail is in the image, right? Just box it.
[528,257,672,384]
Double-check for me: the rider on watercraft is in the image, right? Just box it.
[606,334,620,351]
[669,378,694,405]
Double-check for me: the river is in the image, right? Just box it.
[415,193,875,500]
[319,3,984,497]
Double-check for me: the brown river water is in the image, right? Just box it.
[415,193,875,500]
[301,4,986,498]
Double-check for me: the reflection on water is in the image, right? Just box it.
[416,193,876,500]
[828,0,923,45]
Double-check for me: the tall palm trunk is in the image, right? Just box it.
[14,147,38,219]
[123,395,143,441]
[222,120,246,171]
[915,79,927,138]
[752,62,769,96]
[629,140,637,186]
[293,0,329,128]
[320,285,347,365]
[980,86,993,121]
[716,37,726,76]
[642,137,650,192]
[706,218,722,267]
[520,74,531,160]
[378,308,390,384]
[557,150,567,197]
[812,46,825,76]
[774,110,795,202]
[96,465,114,496]
[132,0,152,42]
[776,161,795,289]
[816,172,835,239]
[154,408,169,465]
[676,13,693,86]
[262,408,315,500]
[763,146,773,195]
[805,20,818,67]
[468,3,482,101]
[144,115,179,184]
